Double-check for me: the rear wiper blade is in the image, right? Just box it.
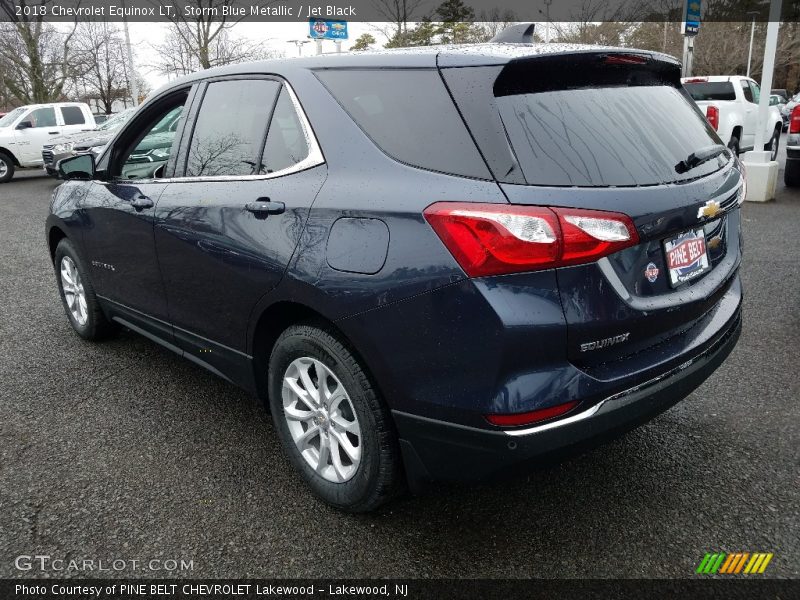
[675,144,728,174]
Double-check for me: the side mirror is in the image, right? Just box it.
[16,121,32,130]
[58,153,95,180]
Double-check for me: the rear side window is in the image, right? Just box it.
[684,81,736,101]
[60,106,85,125]
[316,69,490,179]
[260,87,309,174]
[186,79,280,177]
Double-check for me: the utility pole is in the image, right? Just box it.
[121,0,139,107]
[753,0,782,151]
[746,11,758,77]
[544,0,552,43]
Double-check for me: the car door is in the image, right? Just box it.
[79,88,193,342]
[154,77,326,372]
[14,106,61,163]
[739,79,758,150]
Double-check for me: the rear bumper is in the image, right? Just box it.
[395,307,741,487]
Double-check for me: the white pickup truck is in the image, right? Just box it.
[682,76,783,160]
[0,102,95,183]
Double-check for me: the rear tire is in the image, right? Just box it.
[54,238,117,340]
[764,126,780,161]
[728,135,740,156]
[268,323,403,512]
[0,152,14,183]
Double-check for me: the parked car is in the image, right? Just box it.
[47,43,743,511]
[782,92,800,130]
[682,76,783,158]
[785,104,800,187]
[772,88,789,103]
[42,108,136,176]
[769,94,789,131]
[0,102,95,183]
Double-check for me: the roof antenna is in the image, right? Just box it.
[490,23,536,44]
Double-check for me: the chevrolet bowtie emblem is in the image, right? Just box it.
[697,200,721,219]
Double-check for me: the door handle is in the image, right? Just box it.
[48,131,59,134]
[131,195,154,211]
[245,199,285,216]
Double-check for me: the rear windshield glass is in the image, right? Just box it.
[498,85,726,186]
[684,81,736,101]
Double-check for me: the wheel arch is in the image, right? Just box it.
[0,147,20,166]
[47,225,68,263]
[249,300,379,403]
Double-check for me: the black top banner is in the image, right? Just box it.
[3,579,800,600]
[0,0,798,23]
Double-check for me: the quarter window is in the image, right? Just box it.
[259,87,309,174]
[186,79,281,177]
[60,106,85,125]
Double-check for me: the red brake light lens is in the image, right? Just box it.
[790,105,800,134]
[485,400,581,427]
[604,54,648,65]
[706,105,719,130]
[424,202,638,277]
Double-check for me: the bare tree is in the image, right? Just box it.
[148,0,279,77]
[73,22,130,114]
[370,0,427,40]
[0,0,79,104]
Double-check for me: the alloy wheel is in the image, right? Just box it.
[281,357,362,483]
[0,158,7,178]
[60,256,88,326]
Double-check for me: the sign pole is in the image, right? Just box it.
[753,0,782,152]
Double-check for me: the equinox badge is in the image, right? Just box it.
[580,332,630,352]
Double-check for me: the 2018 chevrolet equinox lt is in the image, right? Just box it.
[46,40,743,512]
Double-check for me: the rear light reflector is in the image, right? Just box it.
[706,105,719,130]
[790,105,800,134]
[424,202,638,277]
[485,400,581,427]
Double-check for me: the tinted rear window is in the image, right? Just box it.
[684,81,736,101]
[315,69,490,180]
[445,57,726,187]
[60,106,85,125]
[499,85,725,186]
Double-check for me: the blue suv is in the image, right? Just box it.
[47,42,743,512]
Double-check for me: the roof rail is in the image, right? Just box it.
[490,23,535,44]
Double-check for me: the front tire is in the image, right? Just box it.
[54,238,116,340]
[268,324,403,512]
[0,152,14,183]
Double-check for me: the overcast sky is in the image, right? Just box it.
[126,21,389,91]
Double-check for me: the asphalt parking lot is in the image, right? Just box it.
[0,149,798,579]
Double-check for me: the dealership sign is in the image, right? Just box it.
[684,0,701,36]
[309,18,348,40]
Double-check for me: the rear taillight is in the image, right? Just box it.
[790,105,800,134]
[485,400,581,427]
[706,105,719,130]
[423,202,639,277]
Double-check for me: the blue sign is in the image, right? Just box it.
[309,19,348,40]
[685,0,701,36]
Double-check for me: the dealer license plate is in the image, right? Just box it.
[663,228,711,287]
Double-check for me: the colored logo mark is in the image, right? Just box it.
[696,552,774,574]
